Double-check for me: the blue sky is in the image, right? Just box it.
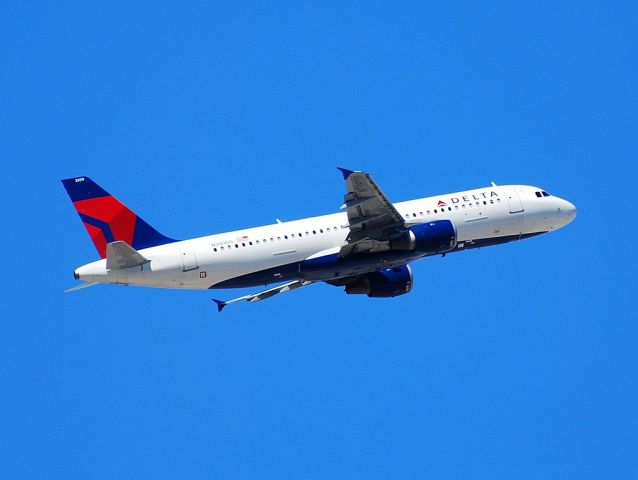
[2,1,637,478]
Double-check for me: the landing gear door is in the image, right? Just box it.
[180,249,199,272]
[504,188,524,213]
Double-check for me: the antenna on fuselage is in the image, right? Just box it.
[491,181,498,187]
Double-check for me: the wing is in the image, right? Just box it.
[337,168,406,256]
[212,280,313,312]
[64,281,99,293]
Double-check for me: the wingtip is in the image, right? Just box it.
[212,299,227,312]
[337,167,354,179]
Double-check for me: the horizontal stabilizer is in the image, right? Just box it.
[106,241,149,270]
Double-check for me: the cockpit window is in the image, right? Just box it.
[535,191,542,198]
[542,191,550,197]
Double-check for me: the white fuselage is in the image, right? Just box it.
[75,184,576,289]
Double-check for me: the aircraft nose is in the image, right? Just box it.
[559,199,577,223]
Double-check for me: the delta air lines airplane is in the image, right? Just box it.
[63,169,576,311]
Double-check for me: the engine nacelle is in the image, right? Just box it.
[345,265,413,298]
[389,220,457,254]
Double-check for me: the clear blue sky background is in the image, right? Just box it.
[2,1,636,478]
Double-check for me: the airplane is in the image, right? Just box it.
[62,169,576,311]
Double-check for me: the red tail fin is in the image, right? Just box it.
[62,176,176,258]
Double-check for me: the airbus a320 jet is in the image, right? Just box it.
[63,169,576,311]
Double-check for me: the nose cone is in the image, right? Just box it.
[558,198,577,225]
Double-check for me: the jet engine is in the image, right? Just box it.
[345,265,413,298]
[389,220,457,254]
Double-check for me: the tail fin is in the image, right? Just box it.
[61,176,177,258]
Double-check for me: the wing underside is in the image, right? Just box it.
[213,280,313,312]
[338,168,406,256]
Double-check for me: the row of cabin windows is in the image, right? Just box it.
[213,197,504,252]
[212,225,344,252]
[404,198,502,219]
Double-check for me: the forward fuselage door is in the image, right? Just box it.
[180,248,199,272]
[504,188,524,213]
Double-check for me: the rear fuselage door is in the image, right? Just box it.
[504,188,524,213]
[180,249,199,272]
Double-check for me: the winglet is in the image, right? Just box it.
[337,167,355,180]
[212,299,227,313]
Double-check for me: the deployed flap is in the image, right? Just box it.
[337,168,406,254]
[213,280,313,312]
[106,241,149,270]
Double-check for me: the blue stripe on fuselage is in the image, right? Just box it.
[211,250,426,289]
[208,232,548,290]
